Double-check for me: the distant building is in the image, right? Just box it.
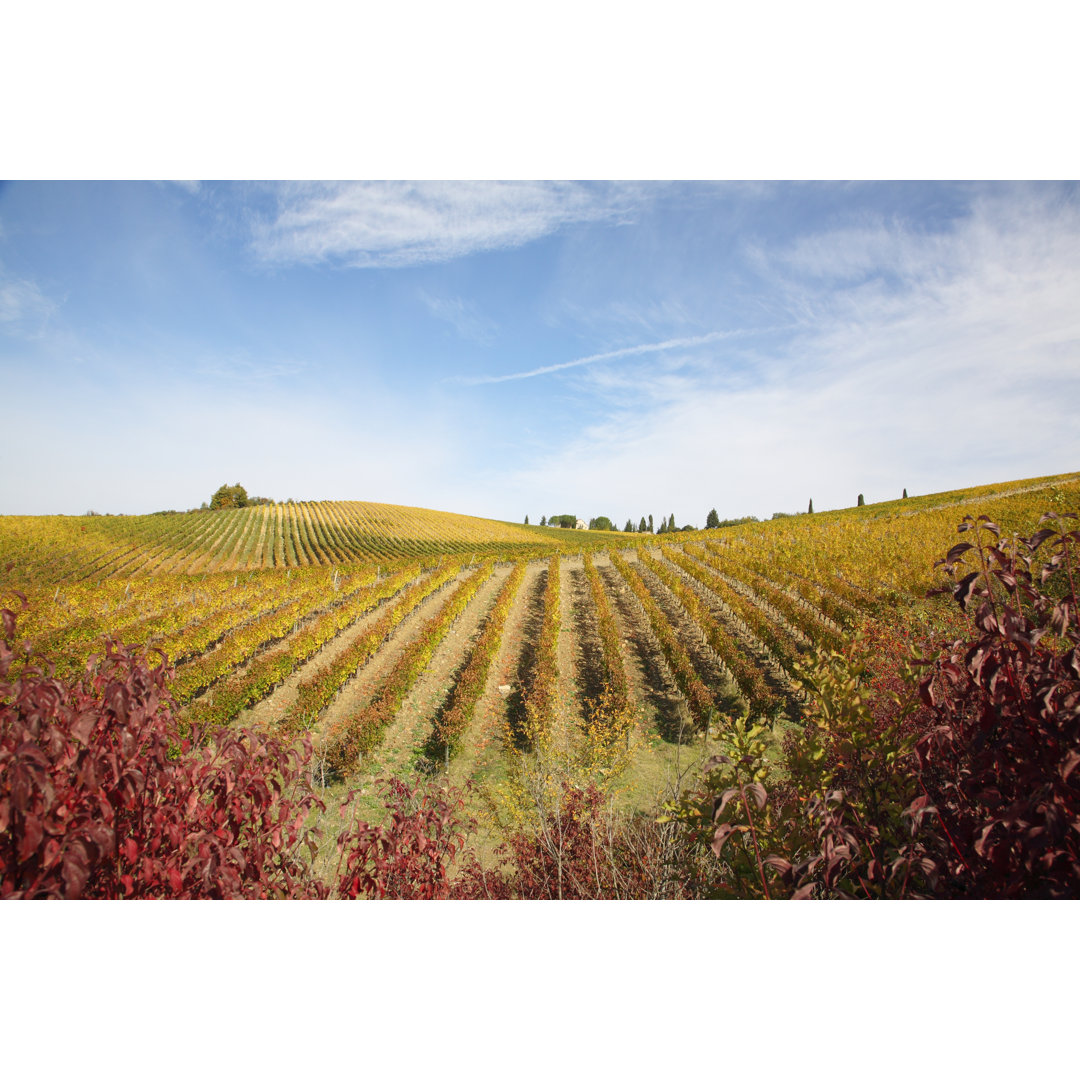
[575,518,587,530]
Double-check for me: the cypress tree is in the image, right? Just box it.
[639,516,647,533]
[648,514,654,534]
[808,498,814,514]
[668,513,675,532]
[540,515,547,526]
[706,508,720,529]
[857,493,865,507]
[524,514,529,525]
[902,488,908,499]
[624,519,634,532]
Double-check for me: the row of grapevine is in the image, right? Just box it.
[520,555,561,747]
[690,543,845,650]
[703,540,867,628]
[580,554,632,744]
[609,552,719,729]
[169,568,385,705]
[659,548,806,681]
[279,561,466,737]
[630,550,781,718]
[321,563,497,774]
[18,570,298,679]
[180,564,430,731]
[430,561,528,758]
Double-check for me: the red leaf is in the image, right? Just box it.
[745,782,768,810]
[17,813,43,863]
[945,542,974,563]
[1027,528,1056,551]
[918,675,937,709]
[954,572,981,610]
[61,846,90,898]
[711,823,737,857]
[712,788,739,820]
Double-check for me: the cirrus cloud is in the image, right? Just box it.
[250,180,649,268]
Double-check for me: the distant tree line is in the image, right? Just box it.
[525,511,711,533]
[527,493,907,534]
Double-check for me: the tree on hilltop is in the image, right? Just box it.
[706,508,720,529]
[211,483,249,510]
[639,516,648,533]
[624,519,634,532]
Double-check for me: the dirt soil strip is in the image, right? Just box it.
[552,554,586,749]
[374,564,511,778]
[448,560,545,785]
[237,568,440,731]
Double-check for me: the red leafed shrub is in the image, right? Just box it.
[336,778,473,899]
[1,601,327,899]
[453,781,687,900]
[912,513,1080,898]
[676,511,1080,900]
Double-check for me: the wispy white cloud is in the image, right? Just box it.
[169,180,201,194]
[492,189,1080,524]
[0,269,56,337]
[250,181,648,268]
[447,329,760,385]
[419,290,496,345]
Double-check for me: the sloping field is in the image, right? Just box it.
[3,471,1078,865]
[0,499,618,586]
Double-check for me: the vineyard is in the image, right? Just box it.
[3,470,1079,898]
[0,499,624,588]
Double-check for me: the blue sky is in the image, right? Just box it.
[3,180,1079,525]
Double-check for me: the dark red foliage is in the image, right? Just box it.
[1,604,327,899]
[453,781,686,900]
[912,513,1080,897]
[336,777,473,899]
[858,620,943,741]
[767,512,1080,899]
